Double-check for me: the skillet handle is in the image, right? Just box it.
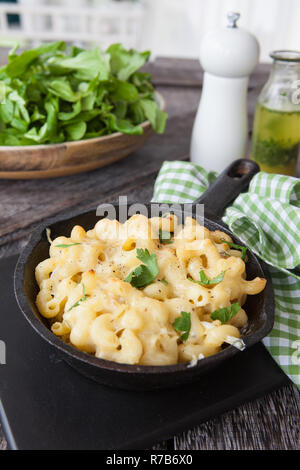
[194,159,260,217]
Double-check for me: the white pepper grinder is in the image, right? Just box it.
[190,12,260,172]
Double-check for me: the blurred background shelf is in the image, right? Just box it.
[0,0,145,50]
[0,0,300,60]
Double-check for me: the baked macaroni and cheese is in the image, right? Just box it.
[35,214,266,366]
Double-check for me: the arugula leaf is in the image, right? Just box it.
[129,101,145,125]
[221,239,247,260]
[140,98,167,134]
[44,97,58,140]
[31,106,45,122]
[210,303,241,324]
[81,93,96,112]
[46,78,81,102]
[105,113,143,135]
[107,43,150,81]
[0,100,14,123]
[55,243,81,248]
[188,270,225,286]
[2,41,66,78]
[67,283,86,311]
[125,248,159,288]
[48,47,110,81]
[114,101,127,119]
[173,311,191,341]
[58,101,81,121]
[111,80,138,103]
[66,121,87,141]
[11,117,28,133]
[155,106,168,134]
[24,123,48,143]
[158,229,173,244]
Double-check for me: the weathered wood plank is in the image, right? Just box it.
[144,57,270,90]
[174,383,300,450]
[0,422,7,450]
[151,440,173,450]
[0,180,157,258]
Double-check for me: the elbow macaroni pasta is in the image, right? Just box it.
[35,215,266,366]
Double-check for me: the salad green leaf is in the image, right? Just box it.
[0,41,167,145]
[107,43,150,81]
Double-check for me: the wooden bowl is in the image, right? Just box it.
[0,93,165,179]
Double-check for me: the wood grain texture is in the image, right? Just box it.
[174,383,300,450]
[0,53,299,450]
[0,423,7,451]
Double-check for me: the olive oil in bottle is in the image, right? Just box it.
[251,50,300,176]
[251,104,300,176]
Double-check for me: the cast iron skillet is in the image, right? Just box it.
[14,159,274,391]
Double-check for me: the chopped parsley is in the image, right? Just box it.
[210,302,241,324]
[158,228,173,244]
[252,136,298,167]
[55,243,82,248]
[173,311,191,341]
[188,270,225,286]
[221,239,247,260]
[67,283,86,311]
[125,248,159,288]
[161,278,169,285]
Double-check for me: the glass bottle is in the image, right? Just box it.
[250,50,300,176]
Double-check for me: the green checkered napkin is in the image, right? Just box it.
[153,161,300,388]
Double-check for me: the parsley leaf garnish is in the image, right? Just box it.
[221,239,247,260]
[210,302,241,324]
[136,248,159,277]
[173,311,191,341]
[158,229,173,244]
[67,283,86,312]
[55,243,82,248]
[188,270,225,286]
[125,248,159,288]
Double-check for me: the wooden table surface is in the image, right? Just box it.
[0,50,299,450]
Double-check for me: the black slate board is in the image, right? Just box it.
[0,255,289,450]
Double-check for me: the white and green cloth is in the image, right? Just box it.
[153,161,300,388]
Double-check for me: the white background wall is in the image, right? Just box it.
[0,0,299,63]
[140,0,300,63]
